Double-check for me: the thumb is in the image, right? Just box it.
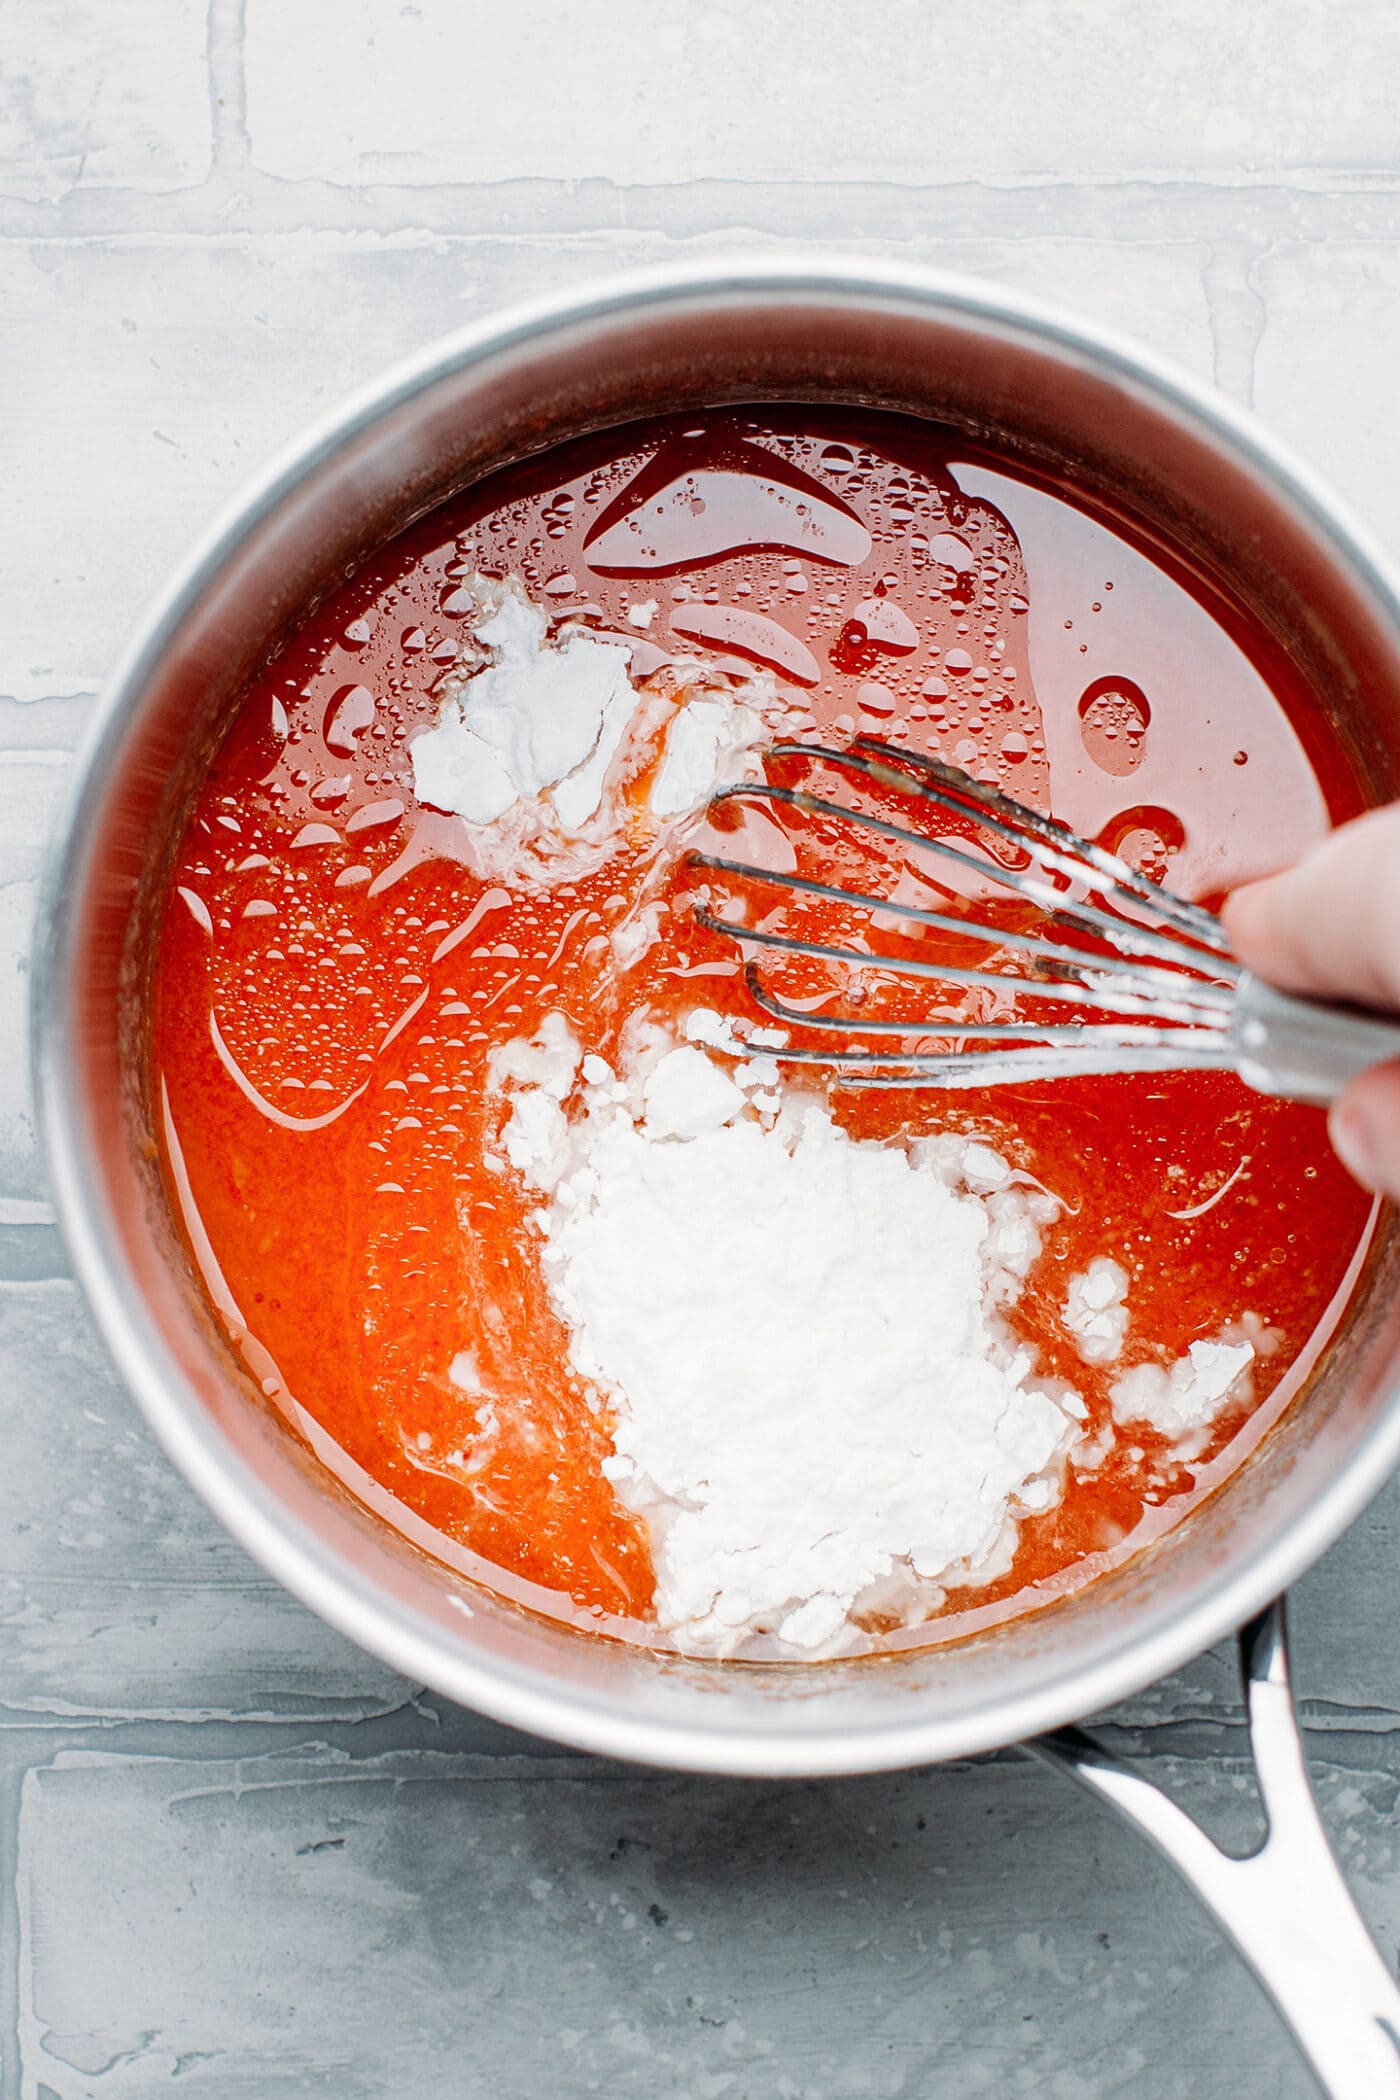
[1329,1057,1400,1199]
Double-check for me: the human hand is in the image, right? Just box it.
[1223,804,1400,1199]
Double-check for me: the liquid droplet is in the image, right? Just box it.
[584,450,872,575]
[844,597,919,654]
[346,797,406,837]
[1098,805,1185,884]
[1079,677,1150,778]
[927,533,975,581]
[669,604,820,686]
[324,685,376,754]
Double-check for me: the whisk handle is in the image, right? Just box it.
[1231,972,1400,1107]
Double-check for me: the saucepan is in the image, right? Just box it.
[32,255,1400,2095]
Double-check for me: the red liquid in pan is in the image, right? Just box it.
[152,409,1375,1646]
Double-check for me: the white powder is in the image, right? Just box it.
[610,901,663,972]
[1109,1336,1255,1438]
[411,578,636,829]
[1065,1257,1131,1364]
[488,1010,582,1188]
[491,1017,1078,1657]
[650,690,769,818]
[409,574,782,881]
[640,1043,747,1137]
[448,1349,483,1394]
[959,1143,1014,1192]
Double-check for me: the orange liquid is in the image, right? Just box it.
[152,408,1376,1648]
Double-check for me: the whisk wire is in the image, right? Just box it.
[816,735,1231,954]
[690,850,1236,1014]
[709,773,1238,982]
[692,739,1242,1087]
[739,968,1227,1045]
[693,909,1231,1025]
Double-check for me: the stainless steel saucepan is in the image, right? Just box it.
[33,256,1400,2096]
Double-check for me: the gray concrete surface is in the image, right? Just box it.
[6,3,1400,2093]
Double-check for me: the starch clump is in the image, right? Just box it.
[491,1017,1079,1656]
[409,573,784,885]
[1109,1336,1255,1438]
[1064,1257,1131,1364]
[411,576,636,830]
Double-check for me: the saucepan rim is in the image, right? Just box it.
[32,251,1400,1775]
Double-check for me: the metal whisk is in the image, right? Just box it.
[690,735,1400,1105]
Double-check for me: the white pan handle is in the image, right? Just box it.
[1028,1600,1400,2099]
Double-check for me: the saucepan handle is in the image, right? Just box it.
[1027,1600,1400,2098]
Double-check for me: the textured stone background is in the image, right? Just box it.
[6,3,1400,2093]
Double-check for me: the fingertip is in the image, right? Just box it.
[1222,805,1400,1011]
[1329,1059,1400,1200]
[1220,876,1271,959]
[1221,872,1290,977]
